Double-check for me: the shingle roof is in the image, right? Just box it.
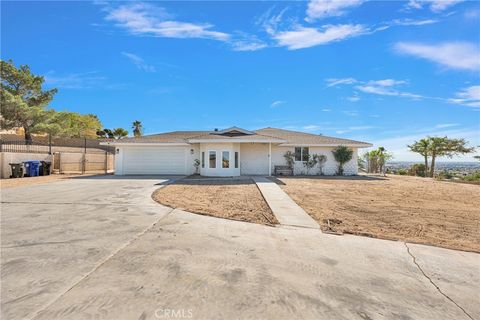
[104,127,371,147]
[254,127,372,146]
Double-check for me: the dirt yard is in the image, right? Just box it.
[278,174,480,252]
[153,179,278,225]
[1,175,74,189]
[0,174,104,189]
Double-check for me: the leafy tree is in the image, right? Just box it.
[112,128,128,139]
[363,147,393,175]
[43,111,102,138]
[132,120,143,137]
[303,154,318,175]
[332,145,353,175]
[408,163,426,177]
[427,137,474,177]
[0,60,57,142]
[408,138,431,175]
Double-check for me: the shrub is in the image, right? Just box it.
[332,146,353,175]
[284,151,295,169]
[397,169,408,175]
[408,163,426,177]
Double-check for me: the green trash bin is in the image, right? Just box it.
[9,163,24,178]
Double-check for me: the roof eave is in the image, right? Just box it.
[187,139,286,143]
[99,142,190,146]
[278,143,373,148]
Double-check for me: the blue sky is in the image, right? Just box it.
[2,0,479,161]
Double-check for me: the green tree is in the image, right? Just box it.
[303,154,318,175]
[112,128,128,139]
[44,112,102,139]
[427,137,474,177]
[332,145,353,175]
[132,120,143,137]
[363,147,393,175]
[408,163,427,177]
[0,60,57,142]
[408,138,431,175]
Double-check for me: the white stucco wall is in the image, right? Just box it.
[240,143,270,175]
[271,145,358,175]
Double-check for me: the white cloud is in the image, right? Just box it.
[306,0,364,21]
[346,95,360,102]
[231,34,268,52]
[406,0,464,12]
[105,2,230,41]
[325,77,357,87]
[435,123,459,128]
[394,41,480,71]
[321,108,332,112]
[271,100,286,108]
[448,85,480,108]
[303,125,321,131]
[121,52,156,72]
[44,71,107,89]
[389,18,439,26]
[274,24,367,50]
[368,79,407,87]
[355,85,423,99]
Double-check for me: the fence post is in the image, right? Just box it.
[105,151,108,174]
[48,133,52,155]
[82,138,86,174]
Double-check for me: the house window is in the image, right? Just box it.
[222,151,230,168]
[234,152,239,168]
[294,147,309,161]
[201,152,205,168]
[209,151,216,168]
[302,147,309,161]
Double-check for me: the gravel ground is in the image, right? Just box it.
[152,179,278,225]
[278,174,480,252]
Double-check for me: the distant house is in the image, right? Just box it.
[102,127,372,176]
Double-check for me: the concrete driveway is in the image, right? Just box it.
[1,176,478,320]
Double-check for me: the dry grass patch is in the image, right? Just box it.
[278,174,480,252]
[1,174,74,189]
[152,179,278,225]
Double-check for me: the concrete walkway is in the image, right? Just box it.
[2,176,479,320]
[253,177,319,229]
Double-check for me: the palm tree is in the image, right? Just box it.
[132,120,143,137]
[112,128,128,139]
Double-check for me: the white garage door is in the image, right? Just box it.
[122,146,186,175]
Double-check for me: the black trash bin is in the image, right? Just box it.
[9,163,24,178]
[40,161,51,176]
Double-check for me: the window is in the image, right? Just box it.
[222,151,230,168]
[294,147,309,162]
[209,151,216,168]
[234,152,239,168]
[302,147,309,161]
[201,152,205,168]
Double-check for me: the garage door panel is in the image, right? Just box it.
[123,147,186,174]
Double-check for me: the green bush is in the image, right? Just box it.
[462,171,480,182]
[408,163,426,177]
[397,169,408,175]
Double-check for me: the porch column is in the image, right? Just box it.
[268,142,272,176]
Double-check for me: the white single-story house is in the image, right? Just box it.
[102,127,372,176]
